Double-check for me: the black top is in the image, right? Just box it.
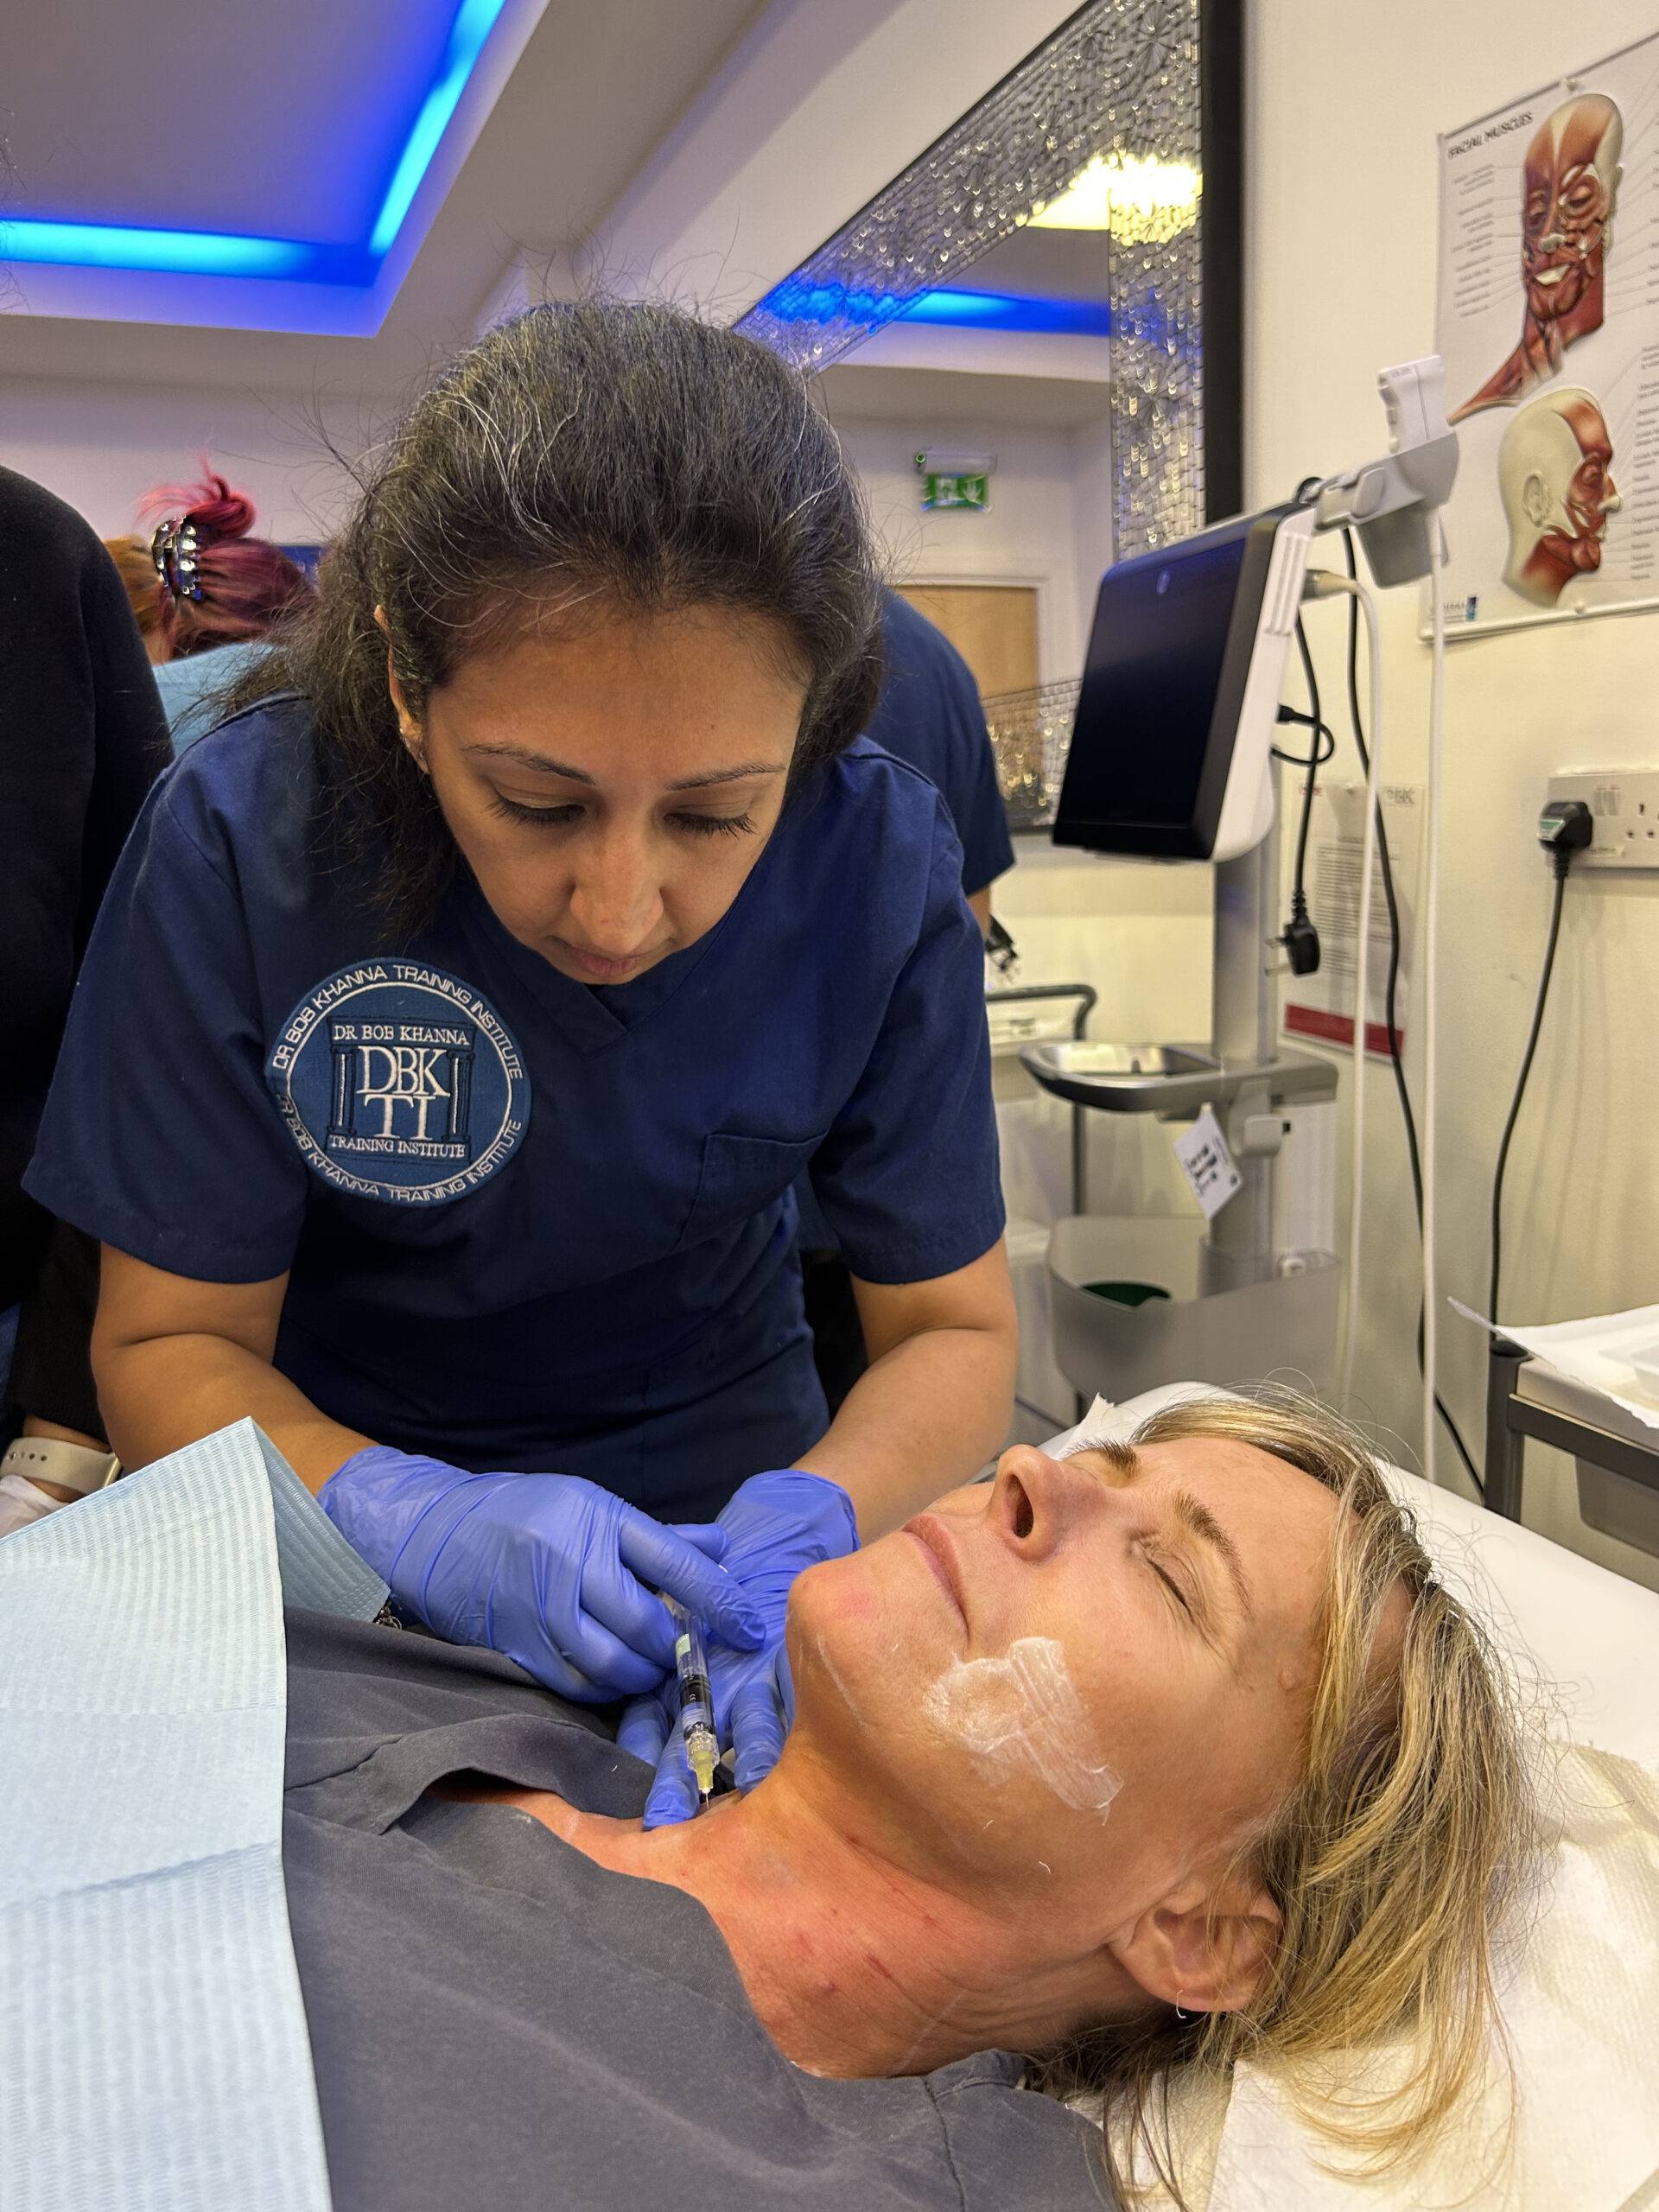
[0,465,168,1302]
[283,1611,1114,2211]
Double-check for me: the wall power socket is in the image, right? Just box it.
[1544,769,1659,872]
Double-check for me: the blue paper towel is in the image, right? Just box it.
[0,1420,386,2211]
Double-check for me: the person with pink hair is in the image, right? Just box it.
[106,471,316,750]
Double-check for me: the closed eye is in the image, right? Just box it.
[489,794,582,827]
[487,794,756,839]
[669,810,755,838]
[1148,1552,1193,1615]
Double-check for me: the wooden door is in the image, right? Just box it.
[893,584,1039,699]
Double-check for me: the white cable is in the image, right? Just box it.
[1419,525,1447,1484]
[1306,572,1382,1408]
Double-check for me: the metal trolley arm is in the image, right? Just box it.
[985,982,1097,1218]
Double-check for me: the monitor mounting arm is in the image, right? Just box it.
[1311,356,1460,587]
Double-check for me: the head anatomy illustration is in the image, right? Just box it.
[1452,93,1623,423]
[1498,387,1619,607]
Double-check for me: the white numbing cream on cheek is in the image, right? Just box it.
[922,1637,1122,1817]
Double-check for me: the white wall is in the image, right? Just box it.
[3,376,378,542]
[1249,0,1659,1588]
[836,418,1086,681]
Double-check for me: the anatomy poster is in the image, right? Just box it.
[1433,33,1659,633]
[1282,782,1423,1063]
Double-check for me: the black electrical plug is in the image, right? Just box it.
[1281,895,1320,976]
[1537,798,1592,880]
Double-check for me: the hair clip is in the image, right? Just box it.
[149,518,204,602]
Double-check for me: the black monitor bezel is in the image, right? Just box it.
[1052,505,1294,860]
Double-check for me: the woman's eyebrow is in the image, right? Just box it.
[463,743,594,779]
[666,762,788,790]
[458,744,785,790]
[1065,1440,1137,1478]
[1065,1444,1254,1633]
[1170,1490,1256,1624]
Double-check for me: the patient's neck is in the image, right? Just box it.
[522,1758,1138,2078]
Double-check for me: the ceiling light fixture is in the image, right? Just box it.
[0,222,316,280]
[899,288,1113,335]
[1,0,510,285]
[369,0,507,253]
[1027,152,1199,243]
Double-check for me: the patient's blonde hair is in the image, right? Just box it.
[1034,1389,1538,2203]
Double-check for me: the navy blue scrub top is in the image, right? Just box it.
[793,592,1014,1256]
[26,697,1003,1522]
[867,593,1015,900]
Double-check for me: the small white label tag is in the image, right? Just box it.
[1173,1108,1243,1220]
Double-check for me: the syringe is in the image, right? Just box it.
[665,1599,719,1808]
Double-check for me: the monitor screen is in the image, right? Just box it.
[1055,510,1274,858]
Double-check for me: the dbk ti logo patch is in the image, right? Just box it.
[267,962,529,1204]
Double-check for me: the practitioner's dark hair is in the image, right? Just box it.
[231,300,883,937]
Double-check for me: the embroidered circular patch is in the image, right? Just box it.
[267,961,530,1204]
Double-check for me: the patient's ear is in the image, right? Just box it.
[1114,1871,1281,2018]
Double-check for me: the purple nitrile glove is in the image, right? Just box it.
[617,1468,857,1824]
[621,1641,798,1816]
[320,1446,766,1703]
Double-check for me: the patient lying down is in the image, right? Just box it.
[285,1395,1533,2211]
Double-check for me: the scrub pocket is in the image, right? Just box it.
[678,1131,827,1250]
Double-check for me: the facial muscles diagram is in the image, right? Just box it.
[1498,387,1620,606]
[1452,93,1623,423]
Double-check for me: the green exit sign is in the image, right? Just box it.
[920,469,989,512]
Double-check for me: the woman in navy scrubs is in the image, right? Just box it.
[28,303,1015,1811]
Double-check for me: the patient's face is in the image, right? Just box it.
[788,1434,1339,1919]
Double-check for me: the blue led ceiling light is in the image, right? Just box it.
[753,276,1113,338]
[899,289,1113,335]
[3,0,510,287]
[370,0,507,253]
[0,222,317,280]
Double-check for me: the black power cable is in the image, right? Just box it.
[1488,877,1566,1327]
[1272,705,1336,770]
[1275,477,1329,981]
[1290,619,1324,901]
[1277,618,1324,976]
[1333,529,1484,1494]
[1488,800,1592,1325]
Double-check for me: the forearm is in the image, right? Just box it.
[95,1332,372,1492]
[794,1319,1015,1539]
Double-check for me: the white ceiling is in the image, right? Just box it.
[9,1,450,245]
[0,0,770,393]
[953,226,1113,303]
[819,361,1112,433]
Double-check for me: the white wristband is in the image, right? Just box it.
[0,1436,121,1497]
